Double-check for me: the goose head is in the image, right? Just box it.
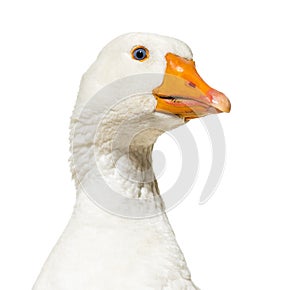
[76,33,230,123]
[71,33,230,213]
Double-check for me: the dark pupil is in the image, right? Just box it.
[135,49,145,60]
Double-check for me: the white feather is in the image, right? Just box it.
[33,33,199,290]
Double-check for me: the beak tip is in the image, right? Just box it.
[224,99,231,113]
[208,89,231,113]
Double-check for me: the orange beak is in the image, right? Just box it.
[153,53,231,120]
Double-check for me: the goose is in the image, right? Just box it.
[33,32,230,290]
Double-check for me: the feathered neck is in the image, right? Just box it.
[33,91,198,290]
[69,79,186,218]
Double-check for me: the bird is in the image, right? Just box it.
[33,32,230,290]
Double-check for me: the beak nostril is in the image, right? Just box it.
[187,81,196,88]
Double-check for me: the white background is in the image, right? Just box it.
[1,0,299,289]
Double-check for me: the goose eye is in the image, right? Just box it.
[131,46,149,61]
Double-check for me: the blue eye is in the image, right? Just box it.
[132,46,149,61]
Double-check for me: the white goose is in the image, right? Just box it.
[33,33,230,290]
